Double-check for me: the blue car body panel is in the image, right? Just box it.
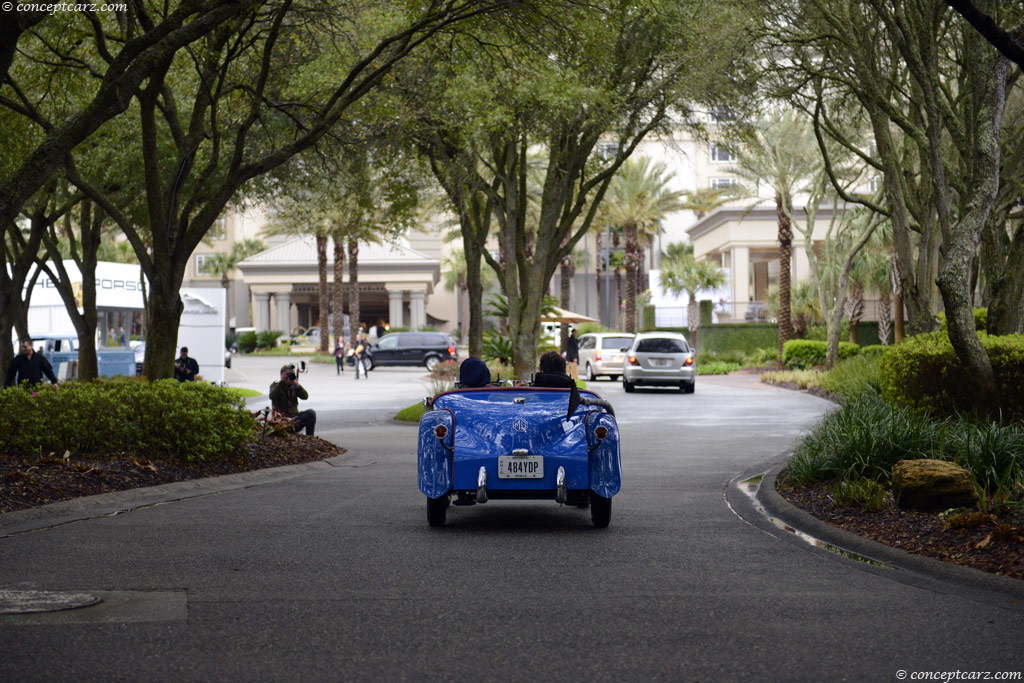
[416,387,621,501]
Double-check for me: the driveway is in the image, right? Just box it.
[2,360,1023,680]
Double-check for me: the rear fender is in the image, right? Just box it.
[418,409,454,498]
[585,412,621,498]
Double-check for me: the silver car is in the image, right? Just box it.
[622,332,695,393]
[578,333,635,380]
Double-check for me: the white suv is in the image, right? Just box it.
[577,333,635,381]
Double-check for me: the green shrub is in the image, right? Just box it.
[576,322,613,335]
[783,391,941,484]
[0,379,255,461]
[256,330,284,349]
[859,344,889,359]
[698,361,741,375]
[482,330,514,365]
[782,339,859,369]
[938,307,988,332]
[879,331,1024,420]
[817,355,882,399]
[238,331,258,353]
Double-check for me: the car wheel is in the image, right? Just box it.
[427,495,447,526]
[363,356,375,371]
[586,362,596,381]
[590,491,612,528]
[622,378,635,393]
[424,355,441,371]
[682,380,695,394]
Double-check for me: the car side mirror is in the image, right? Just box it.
[620,347,628,352]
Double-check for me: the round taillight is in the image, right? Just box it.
[595,425,609,440]
[434,425,448,439]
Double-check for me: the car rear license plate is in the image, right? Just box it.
[498,456,544,479]
[650,358,671,367]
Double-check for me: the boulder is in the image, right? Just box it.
[891,459,977,511]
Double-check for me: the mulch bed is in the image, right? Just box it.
[778,481,1024,581]
[0,433,344,515]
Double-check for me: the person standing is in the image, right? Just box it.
[5,338,59,388]
[353,332,369,380]
[334,336,345,375]
[269,364,316,436]
[119,326,128,347]
[174,346,199,382]
[565,328,579,364]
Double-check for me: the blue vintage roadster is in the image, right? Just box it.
[417,384,621,527]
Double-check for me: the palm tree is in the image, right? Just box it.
[601,157,686,333]
[660,252,726,346]
[205,239,267,334]
[680,186,736,220]
[730,112,821,362]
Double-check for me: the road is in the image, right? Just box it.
[2,356,1023,681]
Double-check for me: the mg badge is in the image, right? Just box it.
[512,417,529,432]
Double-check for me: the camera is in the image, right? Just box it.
[286,371,297,381]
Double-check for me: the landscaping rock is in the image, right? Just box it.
[891,459,977,511]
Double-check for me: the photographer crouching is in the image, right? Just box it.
[269,363,316,436]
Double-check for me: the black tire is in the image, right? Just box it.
[424,355,441,371]
[590,491,612,528]
[363,355,375,371]
[586,362,596,381]
[427,496,447,526]
[682,380,695,394]
[622,378,635,393]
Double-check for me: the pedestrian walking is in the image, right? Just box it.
[174,347,199,382]
[334,337,345,375]
[353,332,368,380]
[4,338,59,388]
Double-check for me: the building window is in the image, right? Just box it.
[195,254,216,276]
[710,177,739,189]
[868,175,881,194]
[710,143,737,162]
[209,217,227,240]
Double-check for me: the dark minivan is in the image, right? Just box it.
[366,332,458,371]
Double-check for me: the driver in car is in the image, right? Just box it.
[533,351,576,388]
[270,364,317,436]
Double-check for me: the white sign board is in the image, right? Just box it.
[176,288,226,385]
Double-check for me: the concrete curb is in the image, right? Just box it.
[0,451,359,537]
[745,458,1024,608]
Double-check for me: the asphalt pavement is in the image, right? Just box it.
[2,357,1023,681]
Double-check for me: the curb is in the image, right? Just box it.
[0,451,359,538]
[742,458,1024,609]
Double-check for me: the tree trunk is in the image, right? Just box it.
[846,282,863,345]
[332,232,346,349]
[0,214,45,377]
[688,292,699,348]
[347,238,360,345]
[936,36,1007,416]
[891,251,905,343]
[624,222,639,333]
[877,292,893,346]
[143,276,185,380]
[983,221,1024,334]
[317,234,329,355]
[776,192,793,362]
[464,237,487,358]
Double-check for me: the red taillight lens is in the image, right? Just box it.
[594,352,602,361]
[684,356,694,366]
[595,425,609,440]
[628,355,639,365]
[448,346,455,356]
[434,425,448,439]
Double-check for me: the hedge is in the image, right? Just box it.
[655,323,777,354]
[879,331,1024,420]
[0,379,256,460]
[782,339,860,369]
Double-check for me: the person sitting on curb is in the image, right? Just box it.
[269,364,317,436]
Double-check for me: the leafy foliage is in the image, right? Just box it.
[879,332,1024,420]
[0,380,255,461]
[782,339,859,369]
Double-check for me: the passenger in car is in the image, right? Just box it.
[458,357,491,388]
[533,351,576,388]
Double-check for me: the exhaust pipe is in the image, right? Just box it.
[556,466,567,504]
[476,466,488,504]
